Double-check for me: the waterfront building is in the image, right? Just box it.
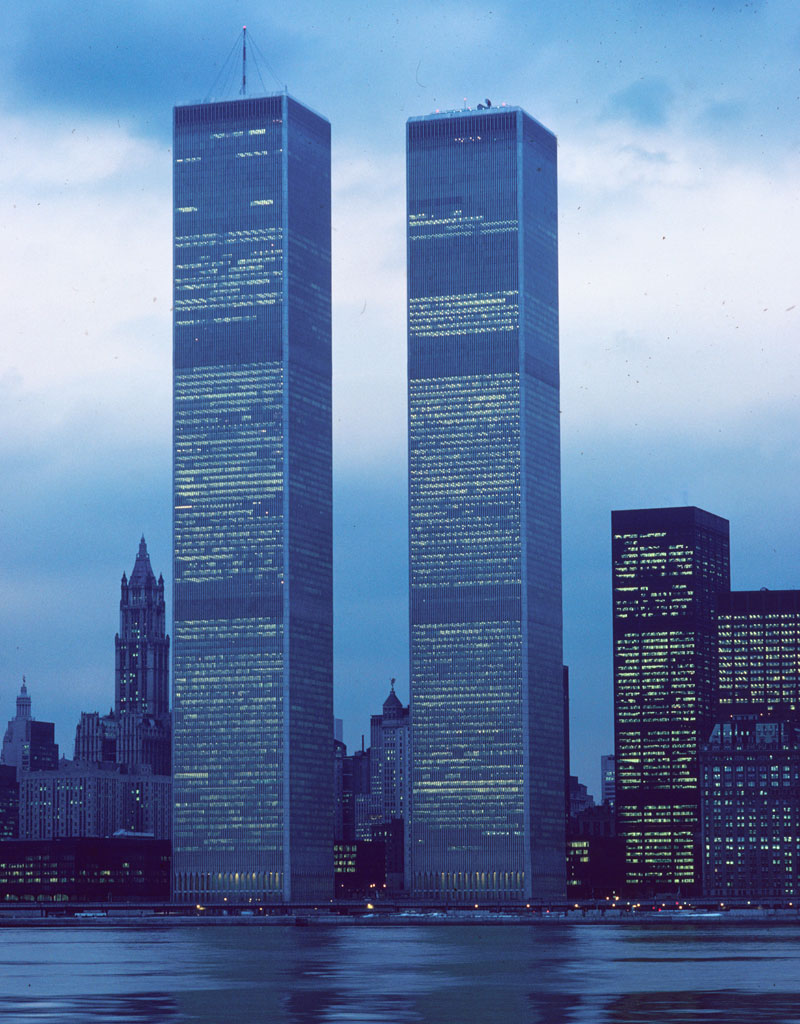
[0,836,170,903]
[1,682,58,779]
[407,104,564,901]
[612,506,730,894]
[701,717,800,897]
[172,94,333,903]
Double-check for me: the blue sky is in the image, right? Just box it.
[0,0,798,794]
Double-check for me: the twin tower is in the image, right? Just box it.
[172,94,564,903]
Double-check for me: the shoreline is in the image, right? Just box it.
[2,908,800,927]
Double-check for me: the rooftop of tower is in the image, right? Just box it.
[128,536,156,586]
[406,104,555,140]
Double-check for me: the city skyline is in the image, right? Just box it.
[1,2,798,797]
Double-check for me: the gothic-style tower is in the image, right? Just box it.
[115,537,169,717]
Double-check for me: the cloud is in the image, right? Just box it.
[608,78,674,127]
[0,108,171,460]
[558,118,800,444]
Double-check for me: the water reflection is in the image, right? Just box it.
[601,990,800,1023]
[0,993,179,1024]
[5,922,800,1023]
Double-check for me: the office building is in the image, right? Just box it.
[1,681,58,779]
[716,589,800,714]
[172,94,333,903]
[407,105,564,901]
[701,717,800,897]
[19,763,171,840]
[612,506,730,894]
[0,837,170,903]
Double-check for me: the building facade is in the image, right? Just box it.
[116,536,170,717]
[19,764,171,840]
[0,837,170,903]
[172,95,333,903]
[716,589,800,714]
[407,105,564,901]
[612,506,730,894]
[701,717,800,897]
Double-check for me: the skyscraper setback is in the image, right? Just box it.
[406,106,564,901]
[172,95,333,903]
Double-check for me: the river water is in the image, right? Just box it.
[2,921,800,1023]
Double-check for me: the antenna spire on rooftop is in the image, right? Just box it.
[241,25,247,96]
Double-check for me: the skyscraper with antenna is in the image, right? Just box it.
[171,41,332,903]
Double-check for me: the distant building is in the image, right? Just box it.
[1,681,58,779]
[337,684,410,892]
[568,776,595,819]
[368,681,409,826]
[0,764,18,839]
[74,538,171,776]
[116,536,170,717]
[19,763,171,840]
[613,506,730,895]
[334,737,347,843]
[601,755,616,808]
[701,717,800,898]
[567,803,625,900]
[0,837,170,902]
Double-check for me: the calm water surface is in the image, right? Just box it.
[2,921,800,1023]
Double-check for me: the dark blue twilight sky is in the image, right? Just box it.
[0,1,798,794]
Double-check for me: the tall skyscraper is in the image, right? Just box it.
[406,105,564,901]
[612,506,730,894]
[172,95,332,903]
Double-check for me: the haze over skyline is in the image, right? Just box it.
[1,1,798,794]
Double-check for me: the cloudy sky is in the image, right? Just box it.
[0,0,798,793]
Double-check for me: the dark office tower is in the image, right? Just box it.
[172,95,332,904]
[115,537,169,717]
[612,507,730,895]
[716,590,800,713]
[407,106,563,902]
